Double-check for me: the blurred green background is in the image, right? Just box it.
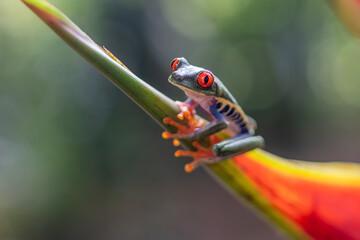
[1,0,360,239]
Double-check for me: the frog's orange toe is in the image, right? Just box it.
[174,142,216,159]
[174,149,187,157]
[184,161,199,173]
[175,149,206,158]
[177,114,184,120]
[162,131,171,139]
[182,110,191,119]
[163,117,183,128]
[173,139,180,147]
[163,117,171,124]
[177,109,192,121]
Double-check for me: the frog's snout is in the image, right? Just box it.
[169,72,184,83]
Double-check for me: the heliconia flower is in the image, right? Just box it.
[232,150,360,240]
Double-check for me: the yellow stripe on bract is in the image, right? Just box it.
[246,149,360,185]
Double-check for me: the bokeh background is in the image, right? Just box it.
[1,0,360,239]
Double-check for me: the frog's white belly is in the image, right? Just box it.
[185,91,214,112]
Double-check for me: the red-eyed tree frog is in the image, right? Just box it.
[163,57,264,172]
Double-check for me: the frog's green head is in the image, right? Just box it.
[168,57,219,97]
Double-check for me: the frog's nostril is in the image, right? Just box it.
[171,73,183,81]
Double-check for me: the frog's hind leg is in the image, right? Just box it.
[212,135,265,158]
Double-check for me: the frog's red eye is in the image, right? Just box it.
[197,72,214,88]
[170,58,180,71]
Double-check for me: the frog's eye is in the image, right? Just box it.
[170,58,180,71]
[197,72,214,88]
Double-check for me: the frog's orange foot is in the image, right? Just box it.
[174,101,196,121]
[174,101,201,129]
[175,140,219,172]
[162,101,203,140]
[162,117,197,139]
[162,101,222,172]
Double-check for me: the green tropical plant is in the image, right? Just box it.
[22,1,360,239]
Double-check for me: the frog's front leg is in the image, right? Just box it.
[163,101,227,141]
[212,135,265,158]
[182,105,228,141]
[162,98,203,143]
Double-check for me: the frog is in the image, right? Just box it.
[162,57,264,172]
